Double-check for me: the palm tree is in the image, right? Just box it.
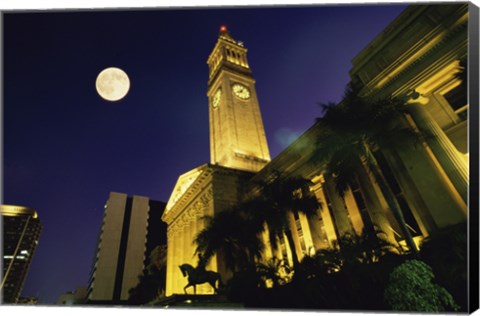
[256,257,292,287]
[337,227,402,266]
[300,247,342,277]
[300,226,398,279]
[245,175,322,270]
[315,84,419,254]
[128,245,167,305]
[194,206,264,273]
[353,227,402,264]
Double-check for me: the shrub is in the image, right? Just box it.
[384,259,459,312]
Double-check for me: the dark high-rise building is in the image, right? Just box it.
[1,205,42,304]
[87,192,166,304]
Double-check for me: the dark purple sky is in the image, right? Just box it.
[3,4,407,304]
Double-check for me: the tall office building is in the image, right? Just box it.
[1,205,42,304]
[87,192,166,304]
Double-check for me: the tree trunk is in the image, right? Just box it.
[365,147,419,255]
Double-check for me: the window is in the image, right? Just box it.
[443,82,468,121]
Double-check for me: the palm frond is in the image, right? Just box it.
[193,207,265,272]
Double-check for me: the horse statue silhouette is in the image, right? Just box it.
[179,263,222,295]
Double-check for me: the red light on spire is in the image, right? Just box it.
[220,25,228,32]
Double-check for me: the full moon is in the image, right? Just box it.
[95,67,130,101]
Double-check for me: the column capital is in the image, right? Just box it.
[403,89,430,105]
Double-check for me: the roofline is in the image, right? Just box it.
[1,205,38,218]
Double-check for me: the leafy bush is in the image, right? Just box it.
[384,259,459,312]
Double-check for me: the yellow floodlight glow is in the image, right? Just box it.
[376,33,445,89]
[1,205,38,218]
[417,61,462,95]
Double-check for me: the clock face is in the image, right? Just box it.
[232,83,251,100]
[212,89,222,108]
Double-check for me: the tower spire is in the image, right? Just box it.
[218,25,235,42]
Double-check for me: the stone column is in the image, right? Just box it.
[407,98,468,204]
[184,220,192,266]
[166,228,174,296]
[186,209,196,266]
[282,233,294,267]
[192,208,200,262]
[286,212,303,263]
[342,188,367,235]
[178,219,186,290]
[323,179,355,238]
[175,225,184,294]
[355,165,398,245]
[195,206,208,294]
[308,181,328,251]
[313,180,338,248]
[261,227,274,259]
[299,212,315,256]
[172,227,180,295]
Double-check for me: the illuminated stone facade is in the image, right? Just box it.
[163,28,271,295]
[272,3,469,260]
[349,3,469,232]
[162,164,253,295]
[207,27,271,173]
[250,4,470,263]
[163,3,471,296]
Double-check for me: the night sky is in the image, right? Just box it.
[3,4,407,304]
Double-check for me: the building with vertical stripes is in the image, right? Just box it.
[86,192,166,304]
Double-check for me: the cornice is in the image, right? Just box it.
[351,5,429,72]
[369,24,467,100]
[208,62,254,90]
[359,8,467,98]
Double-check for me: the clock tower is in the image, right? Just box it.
[207,26,271,172]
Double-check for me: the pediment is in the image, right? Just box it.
[164,165,207,214]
